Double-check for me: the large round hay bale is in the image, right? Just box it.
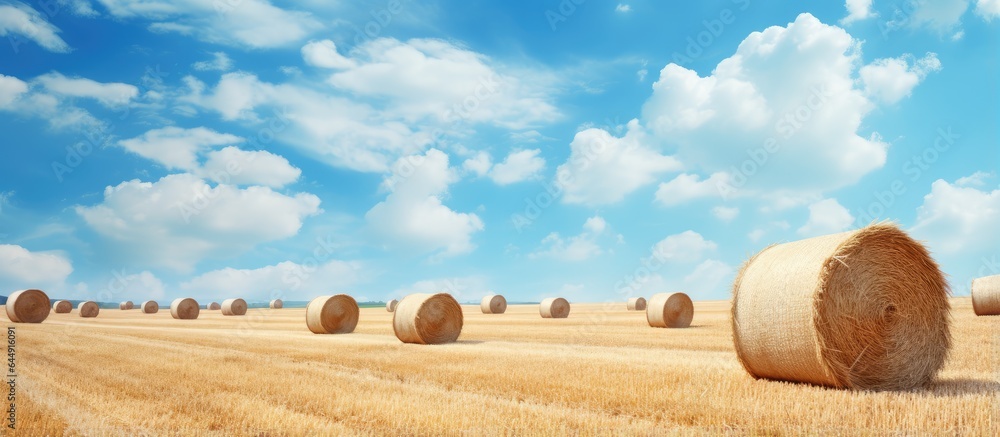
[971,275,1000,316]
[393,293,463,344]
[119,301,134,310]
[480,294,507,314]
[52,300,72,314]
[731,223,950,390]
[140,300,159,314]
[386,299,398,312]
[221,298,247,316]
[77,301,99,318]
[305,295,359,334]
[170,298,200,320]
[270,299,283,309]
[539,297,570,318]
[627,297,647,311]
[207,302,221,310]
[6,289,50,323]
[646,293,693,328]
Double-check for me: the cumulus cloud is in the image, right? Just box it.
[118,126,242,171]
[0,2,71,53]
[301,40,355,70]
[654,172,732,206]
[196,146,301,188]
[651,230,717,264]
[0,244,73,291]
[529,216,610,262]
[859,53,942,104]
[34,72,139,107]
[182,260,363,302]
[889,0,968,34]
[489,149,545,185]
[192,52,233,72]
[841,0,875,24]
[615,4,632,13]
[0,73,104,130]
[712,206,739,222]
[977,0,1000,20]
[797,198,855,237]
[911,175,1000,255]
[461,151,492,177]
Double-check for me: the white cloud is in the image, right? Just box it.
[892,0,968,33]
[390,276,490,303]
[530,216,608,261]
[182,260,363,302]
[748,229,766,242]
[196,146,301,188]
[615,4,632,13]
[0,73,104,130]
[655,172,731,206]
[192,52,233,72]
[462,151,492,177]
[0,244,73,291]
[62,0,98,17]
[911,176,1000,255]
[583,216,607,234]
[76,173,321,272]
[489,149,545,185]
[797,198,855,237]
[0,2,71,53]
[365,149,484,257]
[683,259,735,296]
[118,126,242,171]
[301,40,355,70]
[977,0,1000,20]
[842,0,875,24]
[556,120,682,206]
[86,270,166,302]
[35,72,139,107]
[651,230,717,264]
[955,171,993,187]
[712,206,739,222]
[859,53,942,104]
[0,74,28,107]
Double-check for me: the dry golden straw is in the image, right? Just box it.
[480,294,507,314]
[305,295,359,334]
[6,289,50,323]
[393,293,463,344]
[52,300,72,314]
[731,223,951,391]
[207,302,221,310]
[627,297,647,311]
[647,293,693,328]
[270,299,283,309]
[77,301,100,318]
[119,301,134,310]
[171,298,200,320]
[221,298,247,316]
[971,275,1000,316]
[140,300,159,314]
[386,299,398,312]
[539,297,570,319]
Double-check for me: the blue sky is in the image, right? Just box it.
[0,0,997,305]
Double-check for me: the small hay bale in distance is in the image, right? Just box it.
[731,223,950,391]
[119,301,134,310]
[480,294,507,314]
[77,301,100,318]
[305,295,359,334]
[270,299,283,309]
[170,298,200,320]
[6,289,51,323]
[539,297,570,319]
[221,298,247,316]
[52,300,72,314]
[386,299,398,312]
[646,293,693,328]
[393,293,463,344]
[140,300,159,314]
[207,302,221,311]
[627,297,647,311]
[971,275,1000,316]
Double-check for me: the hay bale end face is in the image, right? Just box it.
[171,298,200,320]
[305,295,359,334]
[140,300,159,314]
[386,299,398,312]
[393,293,463,344]
[480,294,507,314]
[221,298,247,316]
[971,275,1000,316]
[731,223,951,391]
[77,301,99,318]
[646,293,693,328]
[52,300,72,314]
[627,297,647,311]
[207,302,221,311]
[270,299,283,309]
[539,297,570,318]
[6,289,51,323]
[119,301,134,310]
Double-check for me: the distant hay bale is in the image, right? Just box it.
[270,299,283,309]
[480,294,507,314]
[731,223,951,391]
[6,289,50,323]
[393,293,463,344]
[627,297,647,311]
[207,302,221,311]
[646,293,693,328]
[305,295,359,334]
[386,299,398,312]
[119,301,134,310]
[170,298,200,320]
[539,297,570,319]
[52,300,72,314]
[140,301,159,314]
[77,301,99,318]
[221,298,247,316]
[971,275,1000,316]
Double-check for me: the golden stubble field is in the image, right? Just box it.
[4,298,998,435]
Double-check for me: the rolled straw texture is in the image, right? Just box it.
[305,295,359,334]
[77,301,99,318]
[171,298,200,320]
[221,298,247,316]
[480,294,507,314]
[646,293,693,328]
[270,299,283,309]
[386,299,398,312]
[393,293,463,344]
[627,297,647,311]
[140,300,159,314]
[53,300,72,314]
[971,275,1000,316]
[539,297,570,318]
[6,289,50,323]
[119,301,134,310]
[207,302,221,310]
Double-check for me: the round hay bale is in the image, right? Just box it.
[627,297,647,311]
[119,301,134,310]
[207,302,221,311]
[393,293,463,344]
[221,298,247,316]
[480,294,507,314]
[305,295,359,334]
[270,299,283,309]
[386,299,399,312]
[170,298,200,320]
[731,223,951,391]
[52,300,72,314]
[77,301,99,318]
[140,300,159,314]
[6,289,50,323]
[971,275,1000,316]
[539,297,570,319]
[646,293,693,328]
